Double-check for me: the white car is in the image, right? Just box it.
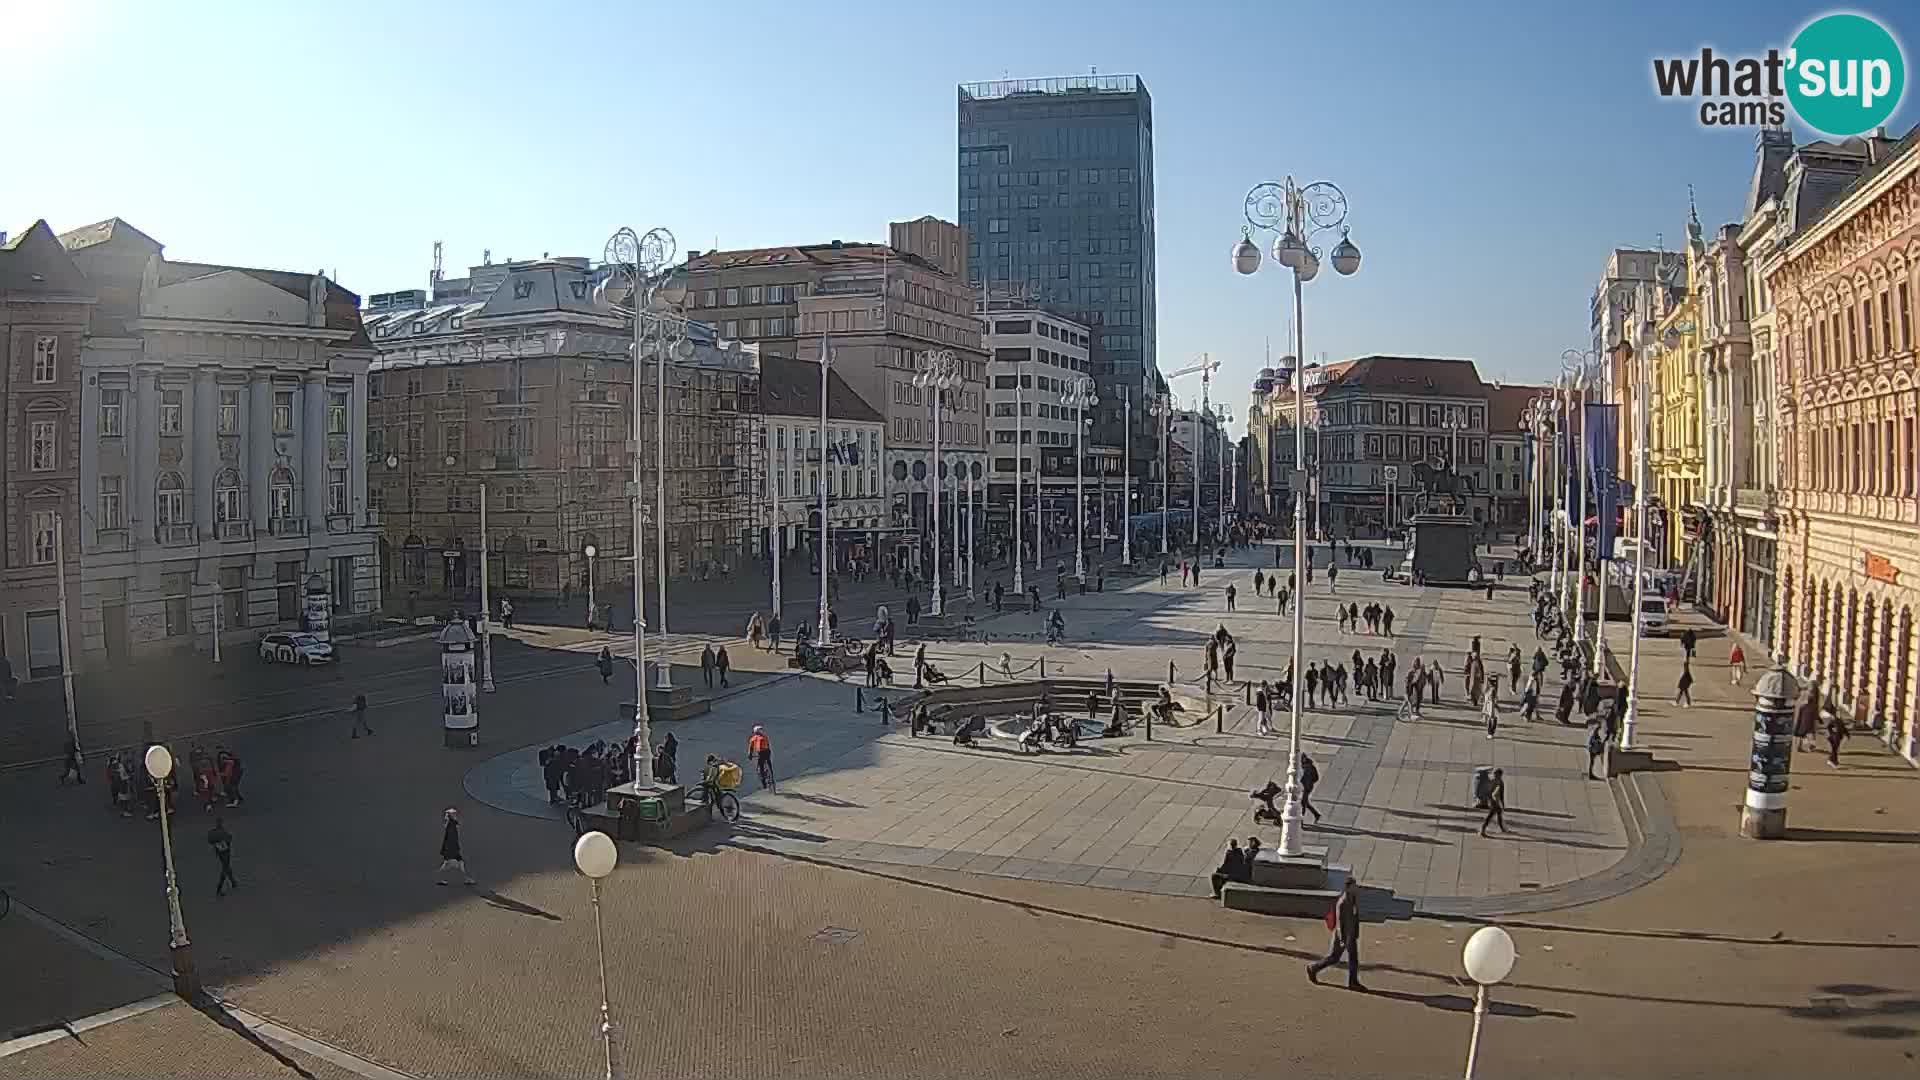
[1638,595,1669,637]
[259,632,334,665]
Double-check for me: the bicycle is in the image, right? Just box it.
[695,781,741,823]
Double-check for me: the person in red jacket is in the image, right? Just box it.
[748,726,774,791]
[1728,641,1747,683]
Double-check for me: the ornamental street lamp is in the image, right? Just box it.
[1563,347,1606,673]
[584,544,598,628]
[1121,387,1134,567]
[1151,392,1175,556]
[1065,377,1099,582]
[1233,175,1361,860]
[572,831,620,1080]
[143,744,199,998]
[1461,926,1517,1079]
[915,350,960,617]
[593,224,686,785]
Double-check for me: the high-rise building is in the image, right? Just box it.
[957,75,1156,508]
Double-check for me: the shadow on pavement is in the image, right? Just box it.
[1362,986,1577,1020]
[471,887,561,921]
[1782,827,1920,845]
[191,994,318,1080]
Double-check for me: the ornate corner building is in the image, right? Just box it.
[1766,127,1920,763]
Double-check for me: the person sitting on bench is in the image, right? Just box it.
[1104,700,1130,738]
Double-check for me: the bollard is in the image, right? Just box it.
[978,661,986,686]
[1206,672,1214,697]
[1245,681,1252,705]
[856,686,864,713]
[1215,706,1223,733]
[1168,659,1176,685]
[1146,705,1153,741]
[1039,656,1047,679]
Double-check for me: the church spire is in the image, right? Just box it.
[1686,184,1704,246]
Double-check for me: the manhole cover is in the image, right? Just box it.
[813,926,861,945]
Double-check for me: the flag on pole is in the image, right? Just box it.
[1585,403,1620,561]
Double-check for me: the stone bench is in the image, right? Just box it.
[1221,881,1342,918]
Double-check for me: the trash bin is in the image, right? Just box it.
[1472,765,1494,809]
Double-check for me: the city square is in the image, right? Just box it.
[5,3,1920,1077]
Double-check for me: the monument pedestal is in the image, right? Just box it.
[1224,845,1350,918]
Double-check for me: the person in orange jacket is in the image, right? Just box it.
[747,726,774,791]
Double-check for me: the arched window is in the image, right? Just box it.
[270,467,295,521]
[157,472,186,526]
[214,468,243,522]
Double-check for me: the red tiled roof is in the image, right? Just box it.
[1316,355,1485,397]
[1485,383,1554,433]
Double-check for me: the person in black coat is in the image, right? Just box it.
[437,808,474,885]
[1209,839,1246,898]
[1307,877,1365,990]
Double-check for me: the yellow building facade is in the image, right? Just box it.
[1649,229,1705,569]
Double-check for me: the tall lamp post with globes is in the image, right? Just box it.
[1065,377,1098,583]
[1234,175,1362,860]
[144,744,199,997]
[1151,392,1175,557]
[1462,925,1517,1079]
[593,224,687,786]
[1562,347,1605,672]
[914,350,960,617]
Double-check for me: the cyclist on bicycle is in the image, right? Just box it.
[748,726,775,791]
[699,753,724,806]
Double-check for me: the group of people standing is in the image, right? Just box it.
[540,735,652,809]
[1335,602,1396,636]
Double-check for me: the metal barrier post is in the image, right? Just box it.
[856,686,864,713]
[978,661,985,685]
[1215,706,1223,733]
[1040,657,1047,679]
[1168,660,1175,685]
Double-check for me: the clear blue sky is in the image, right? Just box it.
[5,0,1913,429]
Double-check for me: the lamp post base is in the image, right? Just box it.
[170,943,201,999]
[1277,777,1305,857]
[1740,805,1786,839]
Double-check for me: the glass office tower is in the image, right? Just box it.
[957,75,1158,499]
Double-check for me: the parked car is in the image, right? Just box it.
[259,632,334,665]
[1638,594,1670,637]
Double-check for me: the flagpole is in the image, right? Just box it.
[818,328,832,647]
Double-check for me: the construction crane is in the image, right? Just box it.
[1164,355,1222,548]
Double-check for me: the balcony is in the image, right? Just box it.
[156,523,196,547]
[216,520,252,542]
[268,517,309,538]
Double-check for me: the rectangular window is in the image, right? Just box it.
[724,287,740,306]
[327,390,348,434]
[99,388,123,436]
[273,391,294,433]
[328,468,349,515]
[1865,296,1877,356]
[161,389,183,434]
[219,388,240,434]
[29,419,57,471]
[276,561,301,622]
[98,476,123,530]
[1899,283,1913,349]
[1883,289,1896,355]
[164,572,192,637]
[220,566,247,629]
[32,336,57,383]
[724,320,739,337]
[30,510,56,564]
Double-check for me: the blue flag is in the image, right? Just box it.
[1585,403,1620,561]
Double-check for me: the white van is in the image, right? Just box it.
[1638,594,1669,636]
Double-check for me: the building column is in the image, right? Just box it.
[350,372,369,528]
[79,375,100,551]
[302,371,326,528]
[193,367,216,537]
[250,371,274,529]
[133,369,159,537]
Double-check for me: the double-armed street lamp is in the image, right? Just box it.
[915,350,960,617]
[1562,347,1606,673]
[1233,175,1362,860]
[1064,376,1099,583]
[1151,392,1175,556]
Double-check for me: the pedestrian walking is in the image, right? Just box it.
[597,646,615,685]
[1479,768,1509,836]
[216,747,243,807]
[499,597,514,629]
[716,645,731,688]
[1825,709,1849,768]
[209,816,238,895]
[1254,570,1265,597]
[1586,725,1606,780]
[1680,627,1698,660]
[1507,644,1522,691]
[994,582,1004,613]
[1255,684,1271,736]
[1304,664,1320,710]
[1337,606,1350,633]
[1796,684,1821,750]
[1328,564,1339,593]
[437,808,475,885]
[1299,753,1323,823]
[700,644,716,688]
[1729,641,1747,683]
[1382,605,1395,636]
[1225,583,1237,612]
[1305,877,1365,990]
[1483,677,1501,738]
[1223,639,1237,683]
[350,693,374,738]
[906,596,920,626]
[749,725,775,790]
[1675,660,1695,707]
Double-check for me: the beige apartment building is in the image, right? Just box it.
[684,218,988,575]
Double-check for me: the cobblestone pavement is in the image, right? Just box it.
[5,541,1917,1078]
[469,544,1629,909]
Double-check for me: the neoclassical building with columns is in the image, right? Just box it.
[1767,128,1920,764]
